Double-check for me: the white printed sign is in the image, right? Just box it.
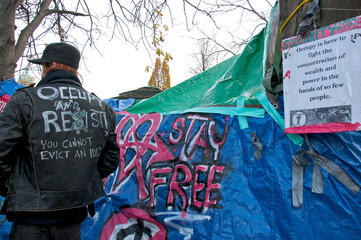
[282,16,361,133]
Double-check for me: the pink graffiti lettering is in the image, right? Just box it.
[170,115,229,162]
[150,167,173,207]
[193,165,208,208]
[208,120,228,161]
[112,113,231,214]
[113,113,175,199]
[169,117,185,144]
[161,161,230,213]
[167,163,192,212]
[204,165,225,208]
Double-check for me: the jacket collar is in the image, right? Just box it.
[37,70,82,87]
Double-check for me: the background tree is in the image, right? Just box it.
[146,20,172,90]
[0,0,275,82]
[148,57,171,91]
[191,1,274,58]
[0,0,95,81]
[189,39,218,75]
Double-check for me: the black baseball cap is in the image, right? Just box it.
[28,42,81,69]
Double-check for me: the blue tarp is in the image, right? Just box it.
[103,98,135,113]
[0,96,360,239]
[79,101,360,239]
[0,79,24,97]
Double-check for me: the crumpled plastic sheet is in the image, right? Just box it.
[297,0,321,35]
[251,132,263,160]
[0,79,24,97]
[103,98,135,112]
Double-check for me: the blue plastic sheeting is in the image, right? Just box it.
[0,213,11,240]
[103,98,135,112]
[0,79,24,96]
[83,110,360,239]
[1,96,361,239]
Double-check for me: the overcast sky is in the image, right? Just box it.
[80,23,198,99]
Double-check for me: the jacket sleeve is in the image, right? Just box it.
[97,107,120,179]
[0,91,29,196]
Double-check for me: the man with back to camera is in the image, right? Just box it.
[0,42,120,240]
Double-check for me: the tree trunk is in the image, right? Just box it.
[0,0,20,81]
[279,0,306,39]
[0,0,51,81]
[320,0,361,27]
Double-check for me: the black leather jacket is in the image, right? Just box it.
[0,71,119,212]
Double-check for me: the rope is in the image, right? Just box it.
[280,0,312,38]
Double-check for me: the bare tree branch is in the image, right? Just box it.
[48,9,88,17]
[15,0,52,62]
[2,0,275,81]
